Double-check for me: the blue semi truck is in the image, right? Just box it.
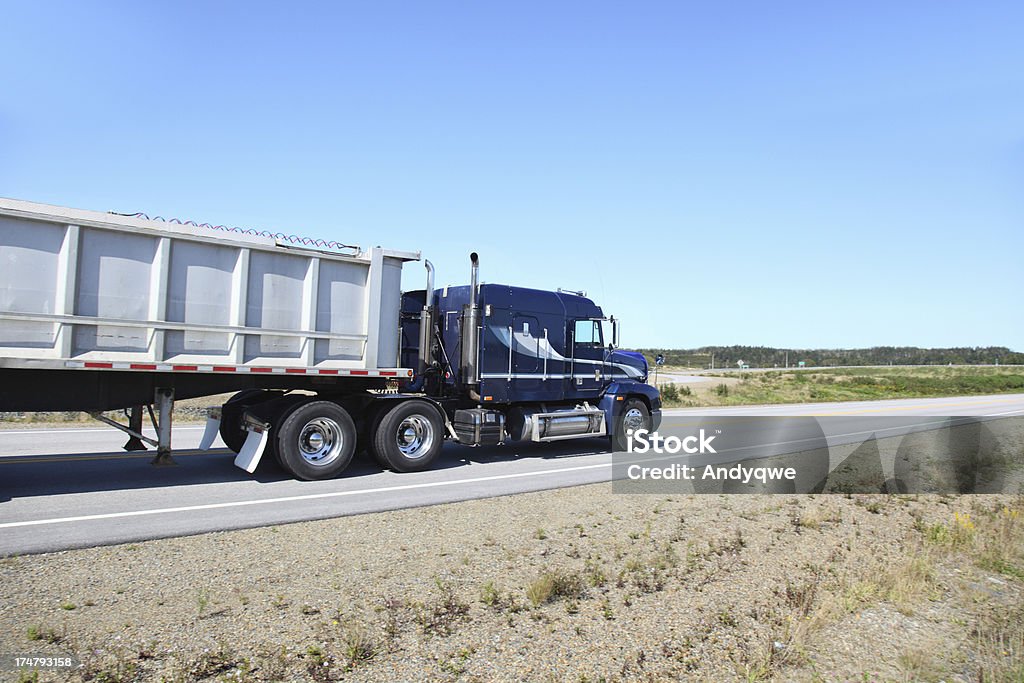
[230,254,662,479]
[0,199,660,480]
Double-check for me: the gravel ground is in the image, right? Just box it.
[2,488,1022,682]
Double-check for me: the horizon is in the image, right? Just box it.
[634,344,1022,351]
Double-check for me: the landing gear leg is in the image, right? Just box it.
[123,405,147,451]
[150,388,176,467]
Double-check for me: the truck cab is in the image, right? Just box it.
[401,255,661,450]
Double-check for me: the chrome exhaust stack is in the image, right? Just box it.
[416,260,435,375]
[460,252,481,387]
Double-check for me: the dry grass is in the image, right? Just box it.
[661,366,1024,408]
[973,602,1024,682]
[923,500,1024,582]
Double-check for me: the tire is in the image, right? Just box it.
[274,400,357,481]
[612,398,651,451]
[371,400,444,472]
[219,390,274,453]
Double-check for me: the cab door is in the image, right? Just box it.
[570,318,607,395]
[512,314,542,395]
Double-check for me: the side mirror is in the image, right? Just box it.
[611,317,619,349]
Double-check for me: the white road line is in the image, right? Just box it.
[0,461,613,529]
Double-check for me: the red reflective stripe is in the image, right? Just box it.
[351,370,369,376]
[84,362,113,369]
[380,371,397,377]
[250,367,272,373]
[318,369,339,375]
[172,365,198,372]
[130,363,157,370]
[213,366,236,372]
[285,368,306,374]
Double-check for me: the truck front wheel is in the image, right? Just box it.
[372,401,444,472]
[274,401,357,480]
[612,398,651,451]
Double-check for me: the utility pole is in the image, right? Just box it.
[785,351,789,369]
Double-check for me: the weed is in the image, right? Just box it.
[304,644,335,682]
[196,588,210,617]
[440,647,474,676]
[526,570,587,607]
[618,557,666,593]
[413,578,470,635]
[717,608,738,627]
[480,581,501,608]
[379,597,405,641]
[26,624,61,644]
[340,625,378,669]
[526,575,554,607]
[80,643,149,683]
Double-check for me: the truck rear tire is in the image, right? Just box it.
[274,400,357,480]
[372,400,444,472]
[612,398,650,451]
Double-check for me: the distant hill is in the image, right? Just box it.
[633,346,1024,369]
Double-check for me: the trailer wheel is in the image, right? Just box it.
[372,400,444,472]
[274,401,357,480]
[220,390,277,453]
[612,398,650,451]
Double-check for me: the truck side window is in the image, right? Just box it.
[574,320,602,347]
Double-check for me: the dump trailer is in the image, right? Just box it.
[0,198,660,480]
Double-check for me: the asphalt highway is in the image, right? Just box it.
[2,393,1022,555]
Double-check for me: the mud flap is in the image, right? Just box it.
[234,427,269,473]
[198,410,221,451]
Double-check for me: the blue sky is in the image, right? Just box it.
[2,2,1021,350]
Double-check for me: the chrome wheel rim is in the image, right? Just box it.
[297,417,345,466]
[395,415,435,460]
[623,407,647,433]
